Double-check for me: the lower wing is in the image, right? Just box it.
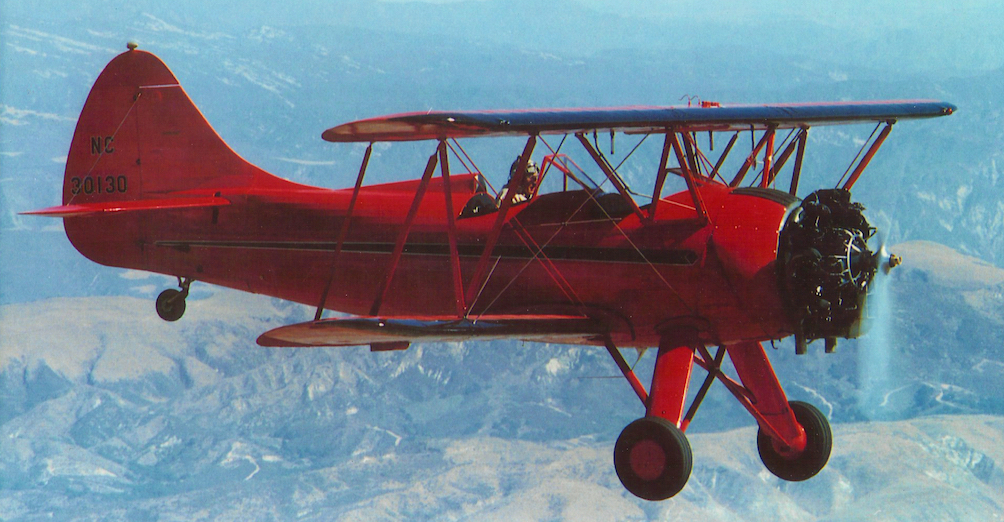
[257,315,606,350]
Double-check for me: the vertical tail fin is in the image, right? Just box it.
[60,47,274,209]
[21,46,304,269]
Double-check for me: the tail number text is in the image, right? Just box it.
[70,175,128,195]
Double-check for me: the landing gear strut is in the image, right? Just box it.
[604,337,834,501]
[609,336,697,501]
[156,277,193,322]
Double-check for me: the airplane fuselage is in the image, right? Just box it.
[65,177,794,348]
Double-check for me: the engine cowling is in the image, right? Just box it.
[777,189,879,350]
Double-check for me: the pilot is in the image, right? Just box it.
[497,157,539,205]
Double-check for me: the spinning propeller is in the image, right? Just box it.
[857,233,902,419]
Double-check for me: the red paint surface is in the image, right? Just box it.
[646,343,695,424]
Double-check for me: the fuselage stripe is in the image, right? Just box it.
[155,240,698,265]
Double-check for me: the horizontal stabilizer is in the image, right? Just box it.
[21,196,230,218]
[256,315,606,348]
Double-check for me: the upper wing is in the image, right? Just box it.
[322,100,956,143]
[256,314,606,348]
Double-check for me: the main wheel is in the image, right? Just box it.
[614,417,692,501]
[757,401,832,481]
[156,288,186,322]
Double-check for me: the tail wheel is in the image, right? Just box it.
[757,401,832,481]
[614,417,692,501]
[156,288,186,322]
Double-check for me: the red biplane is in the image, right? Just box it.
[26,46,955,500]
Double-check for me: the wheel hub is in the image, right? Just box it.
[770,424,808,459]
[629,439,667,481]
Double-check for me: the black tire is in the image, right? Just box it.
[614,417,692,501]
[156,288,186,322]
[757,401,832,481]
